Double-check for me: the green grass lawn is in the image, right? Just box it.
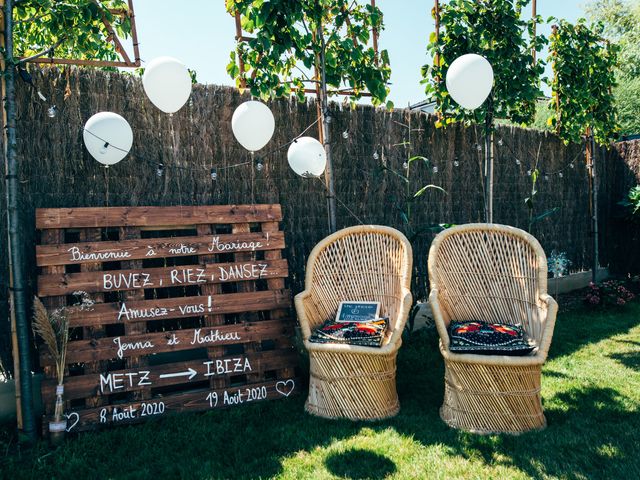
[1,302,639,480]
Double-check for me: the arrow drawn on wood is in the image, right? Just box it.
[159,368,197,380]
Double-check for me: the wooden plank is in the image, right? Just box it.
[119,226,150,402]
[35,204,298,432]
[55,377,299,433]
[232,223,262,384]
[36,231,285,266]
[36,204,283,229]
[53,289,291,328]
[40,320,295,365]
[37,258,289,297]
[38,229,68,417]
[42,349,298,401]
[197,224,228,391]
[79,228,107,408]
[262,221,296,380]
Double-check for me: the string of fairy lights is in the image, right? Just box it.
[76,119,587,202]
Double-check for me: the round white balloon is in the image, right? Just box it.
[143,56,192,113]
[287,137,326,178]
[446,54,494,110]
[231,101,275,152]
[83,112,133,166]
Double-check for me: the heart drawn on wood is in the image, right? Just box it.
[275,379,295,397]
[65,412,80,432]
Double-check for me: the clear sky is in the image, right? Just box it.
[130,0,587,107]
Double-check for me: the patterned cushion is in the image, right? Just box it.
[309,319,388,347]
[448,321,536,356]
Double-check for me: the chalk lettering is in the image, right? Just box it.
[117,302,169,321]
[190,328,241,345]
[207,236,263,253]
[112,405,137,422]
[103,272,153,291]
[68,246,131,262]
[203,357,252,377]
[223,389,244,405]
[170,268,207,285]
[113,336,155,359]
[168,244,197,255]
[217,263,268,282]
[178,304,205,315]
[99,370,152,393]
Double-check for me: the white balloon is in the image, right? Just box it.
[446,54,494,110]
[83,112,133,166]
[231,101,275,152]
[287,137,326,178]
[142,56,192,113]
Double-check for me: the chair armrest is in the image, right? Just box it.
[429,288,451,350]
[294,290,324,341]
[387,287,413,348]
[536,293,558,361]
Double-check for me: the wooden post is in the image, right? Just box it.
[2,0,37,442]
[586,127,599,283]
[484,93,494,224]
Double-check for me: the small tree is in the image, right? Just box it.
[421,0,546,128]
[421,0,545,222]
[225,0,392,232]
[12,0,133,64]
[547,19,619,145]
[547,19,619,282]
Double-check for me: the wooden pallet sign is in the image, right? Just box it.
[35,205,299,433]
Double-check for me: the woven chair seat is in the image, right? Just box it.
[428,223,558,434]
[294,225,412,421]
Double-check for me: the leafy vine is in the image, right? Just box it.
[421,0,545,128]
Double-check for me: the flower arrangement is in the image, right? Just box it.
[548,251,571,278]
[585,280,635,308]
[32,291,94,443]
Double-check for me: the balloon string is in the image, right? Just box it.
[314,177,364,226]
[104,166,110,207]
[250,151,256,211]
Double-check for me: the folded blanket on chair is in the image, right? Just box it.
[448,320,536,356]
[309,318,388,347]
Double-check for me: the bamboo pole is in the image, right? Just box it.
[2,0,36,442]
[532,0,537,64]
[316,17,337,233]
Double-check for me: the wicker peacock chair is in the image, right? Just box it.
[428,223,558,434]
[294,225,413,420]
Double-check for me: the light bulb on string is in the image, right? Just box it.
[342,131,349,139]
[47,105,58,118]
[432,165,438,174]
[373,151,379,160]
[527,169,532,176]
[256,160,264,172]
[544,174,549,181]
[402,161,408,170]
[453,160,459,167]
[515,159,521,165]
[559,172,564,178]
[156,163,164,177]
[210,168,218,181]
[476,144,482,152]
[498,139,503,147]
[570,163,575,169]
